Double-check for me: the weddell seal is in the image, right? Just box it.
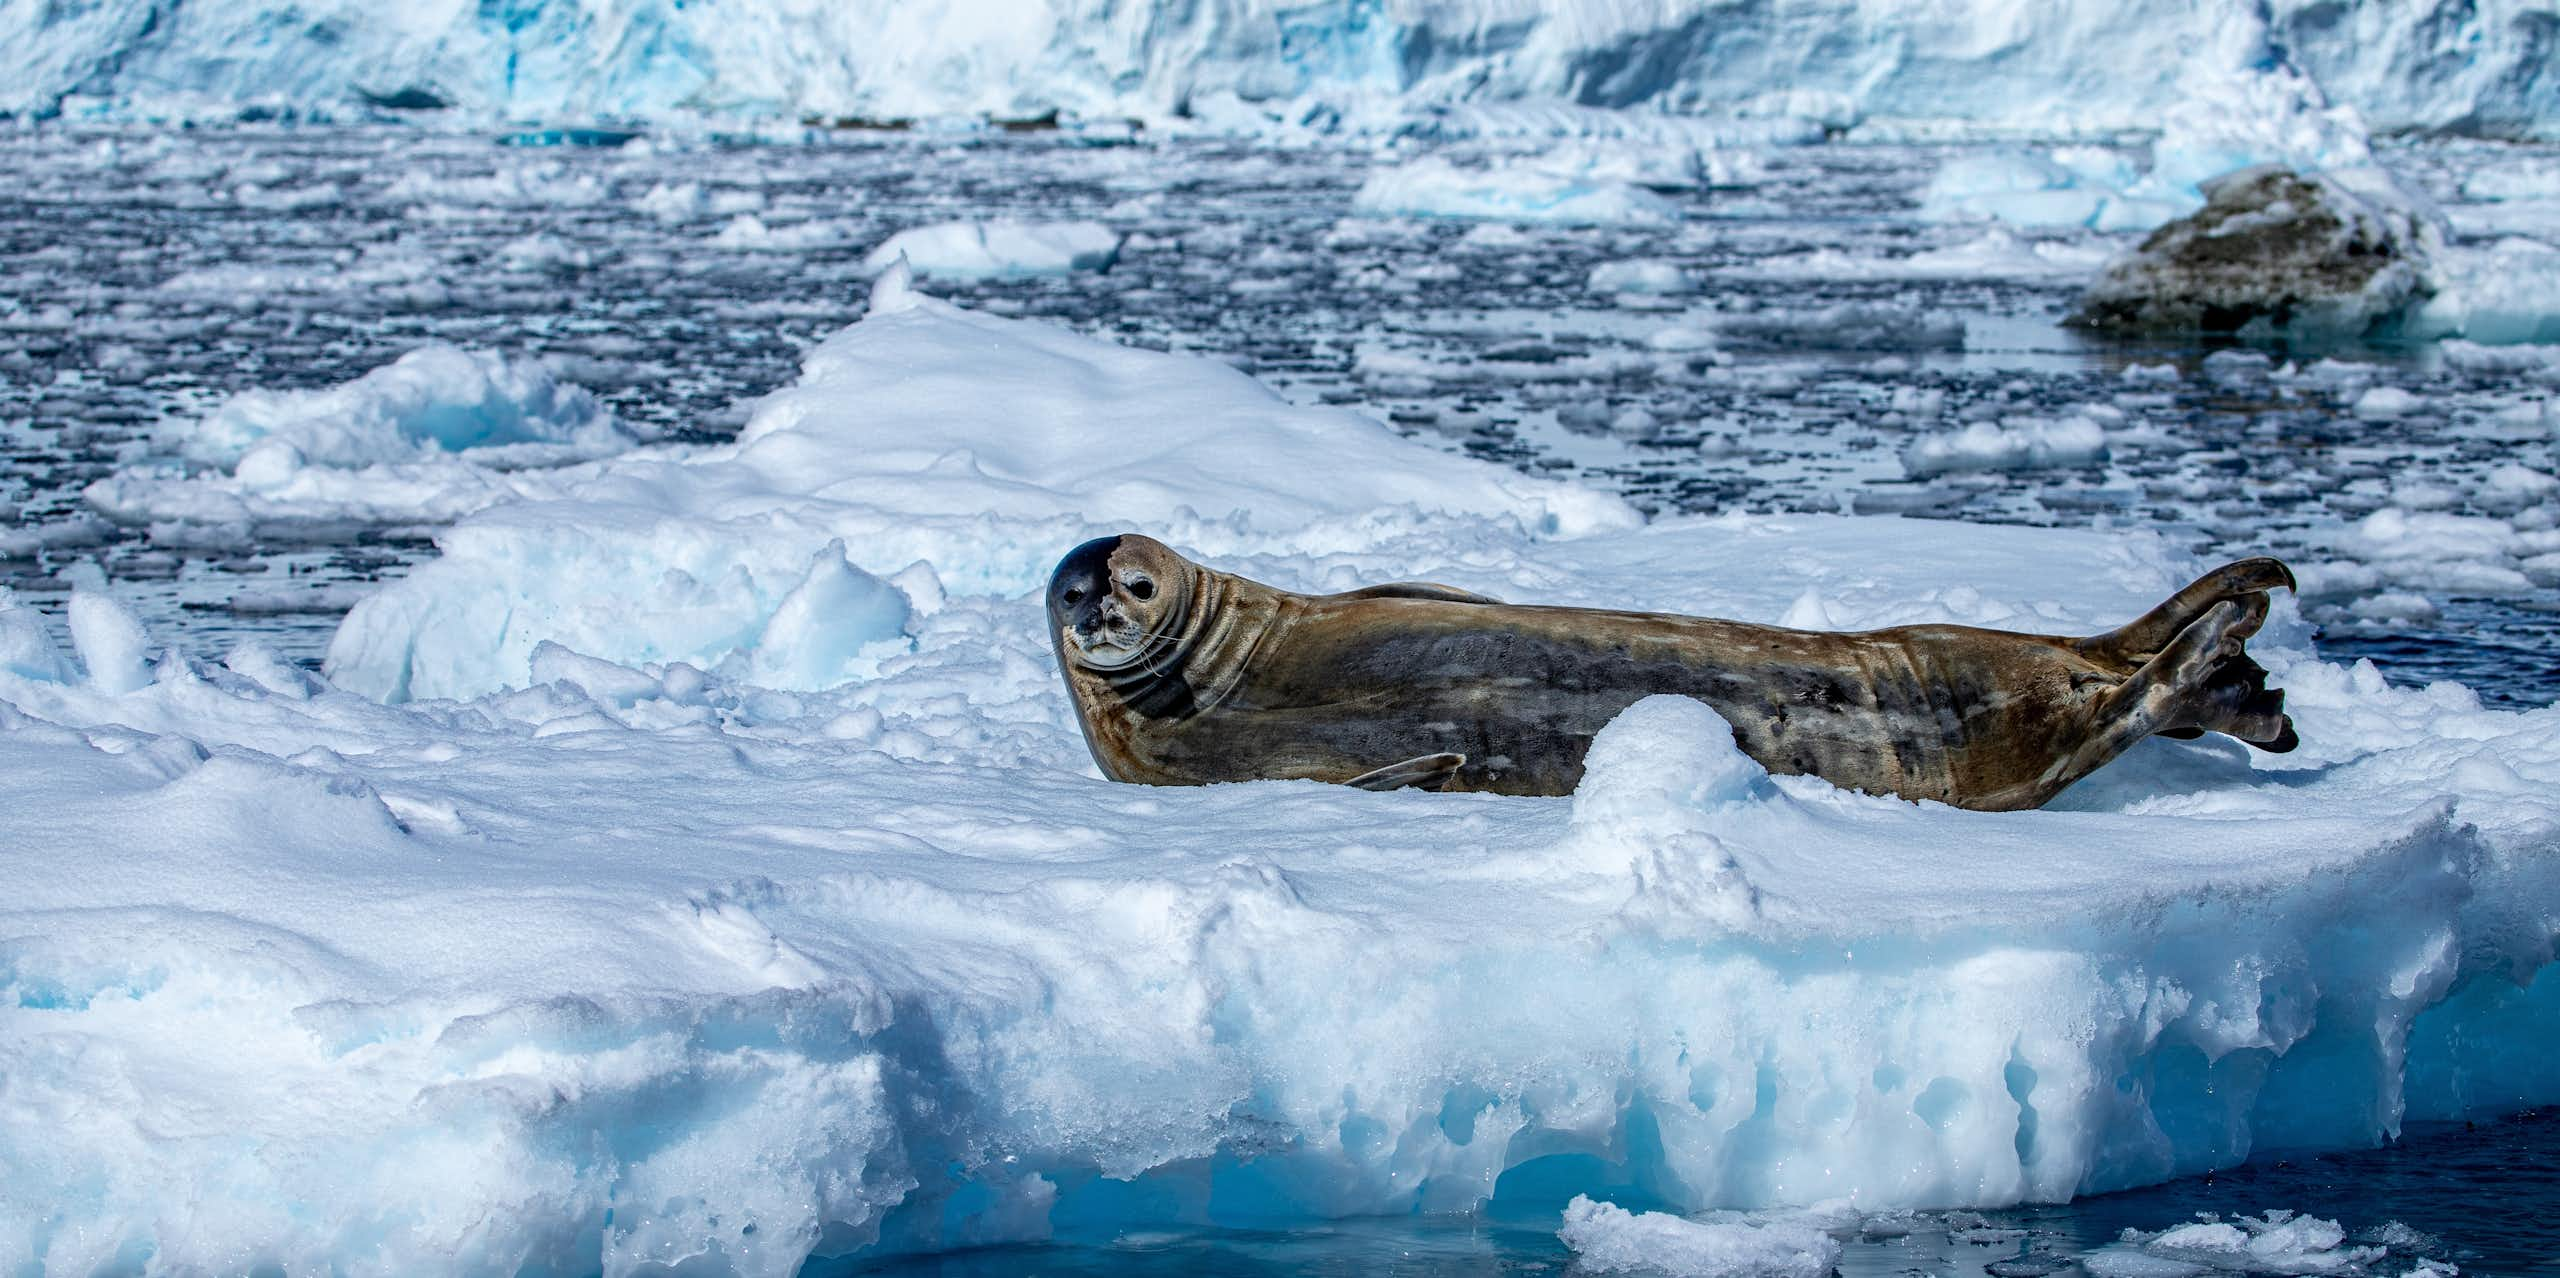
[1046,535,2298,811]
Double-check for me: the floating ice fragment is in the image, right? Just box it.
[863,221,1122,278]
[178,343,632,470]
[2085,1211,2384,1277]
[1558,1196,1842,1278]
[1903,417,2107,478]
[1589,259,1691,295]
[2351,387,2422,420]
[1354,157,1679,225]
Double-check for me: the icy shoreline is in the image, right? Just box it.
[7,288,2560,1275]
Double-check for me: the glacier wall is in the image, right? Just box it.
[8,0,2559,138]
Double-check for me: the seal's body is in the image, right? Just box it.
[1048,535,2297,811]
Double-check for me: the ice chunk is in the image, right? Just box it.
[862,221,1123,278]
[176,343,632,470]
[1920,73,2382,233]
[0,593,73,683]
[744,540,913,690]
[1559,1197,1842,1278]
[1920,148,2184,233]
[1903,416,2108,478]
[1714,302,1964,352]
[1354,157,1679,225]
[2351,387,2422,420]
[67,586,153,695]
[1734,228,2114,282]
[2405,237,2560,346]
[1589,259,1691,295]
[2084,1211,2385,1277]
[2461,158,2560,202]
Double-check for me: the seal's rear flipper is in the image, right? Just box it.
[2110,597,2297,753]
[1346,752,1467,792]
[2080,557,2294,668]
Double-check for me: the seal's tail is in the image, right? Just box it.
[2080,558,2299,753]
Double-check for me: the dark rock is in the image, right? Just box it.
[2068,165,2434,340]
[357,85,451,111]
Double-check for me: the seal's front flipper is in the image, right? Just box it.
[1346,752,1467,792]
[1338,582,1503,605]
[2080,557,2294,668]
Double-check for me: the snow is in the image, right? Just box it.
[9,1,2560,143]
[863,221,1124,279]
[1354,156,1680,225]
[8,288,2560,1274]
[326,278,1632,702]
[1559,1196,1842,1278]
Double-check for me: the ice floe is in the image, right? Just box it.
[2083,1211,2385,1277]
[79,344,649,541]
[1354,156,1680,225]
[172,343,628,470]
[7,286,2560,1275]
[1559,1196,1841,1278]
[863,220,1124,278]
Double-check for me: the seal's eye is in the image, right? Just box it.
[1125,575,1155,601]
[1061,586,1086,606]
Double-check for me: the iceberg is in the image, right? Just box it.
[6,285,2560,1276]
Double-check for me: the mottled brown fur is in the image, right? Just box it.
[1048,535,2297,811]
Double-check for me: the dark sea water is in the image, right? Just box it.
[837,1113,2560,1276]
[4,122,2558,1275]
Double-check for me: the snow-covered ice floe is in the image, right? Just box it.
[81,343,652,540]
[7,279,2560,1275]
[863,220,1124,279]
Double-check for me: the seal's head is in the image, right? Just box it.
[1048,534,1196,671]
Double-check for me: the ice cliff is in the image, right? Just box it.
[9,0,2560,139]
